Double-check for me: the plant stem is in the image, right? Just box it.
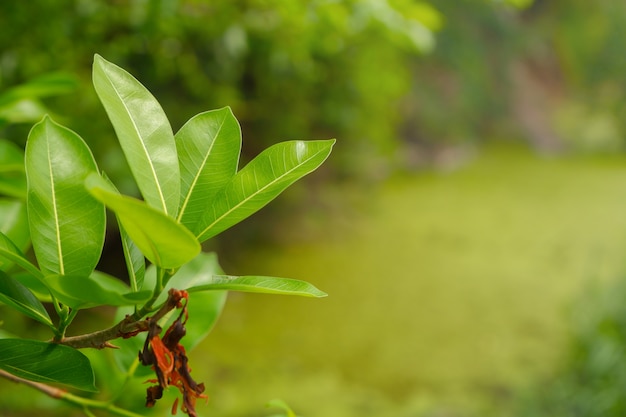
[0,369,144,417]
[56,308,79,340]
[58,288,186,349]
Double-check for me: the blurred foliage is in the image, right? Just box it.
[513,277,626,416]
[0,0,555,183]
[0,0,441,183]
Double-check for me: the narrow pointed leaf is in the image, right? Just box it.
[119,221,146,291]
[176,107,241,230]
[92,54,179,216]
[188,275,327,298]
[0,271,52,327]
[195,139,335,242]
[85,173,200,269]
[0,338,97,392]
[101,173,145,291]
[0,231,42,279]
[25,116,105,277]
[45,272,151,309]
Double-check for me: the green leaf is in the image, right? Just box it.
[0,338,97,392]
[25,116,106,277]
[85,173,200,269]
[119,221,146,292]
[0,139,25,172]
[45,271,151,309]
[0,140,27,199]
[101,173,146,292]
[266,399,297,417]
[0,270,52,327]
[188,275,327,298]
[163,252,227,350]
[195,139,335,242]
[0,231,42,279]
[176,107,241,230]
[0,72,78,106]
[0,199,30,252]
[11,272,51,302]
[92,54,180,216]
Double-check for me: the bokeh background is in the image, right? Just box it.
[3,0,626,416]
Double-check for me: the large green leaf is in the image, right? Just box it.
[45,272,151,309]
[176,107,241,230]
[0,338,97,392]
[195,139,335,242]
[85,173,200,269]
[0,270,52,327]
[25,116,105,277]
[188,275,327,298]
[92,54,180,216]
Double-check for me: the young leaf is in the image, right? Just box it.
[176,107,241,230]
[195,139,335,242]
[188,275,327,298]
[0,338,97,392]
[85,173,200,269]
[25,116,105,277]
[266,399,298,417]
[92,54,180,216]
[0,270,52,327]
[45,272,151,309]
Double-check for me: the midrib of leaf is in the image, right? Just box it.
[104,71,168,214]
[45,131,64,276]
[197,148,320,240]
[176,115,226,223]
[3,364,55,381]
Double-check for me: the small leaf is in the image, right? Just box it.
[45,271,151,309]
[0,270,52,327]
[92,54,180,216]
[25,116,106,277]
[0,338,97,392]
[188,275,327,298]
[85,173,200,269]
[195,139,335,242]
[176,107,241,230]
[266,399,297,417]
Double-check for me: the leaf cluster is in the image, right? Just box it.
[0,55,333,415]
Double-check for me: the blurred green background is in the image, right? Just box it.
[3,0,626,416]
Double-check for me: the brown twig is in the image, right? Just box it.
[0,368,66,398]
[57,289,186,349]
[0,368,144,417]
